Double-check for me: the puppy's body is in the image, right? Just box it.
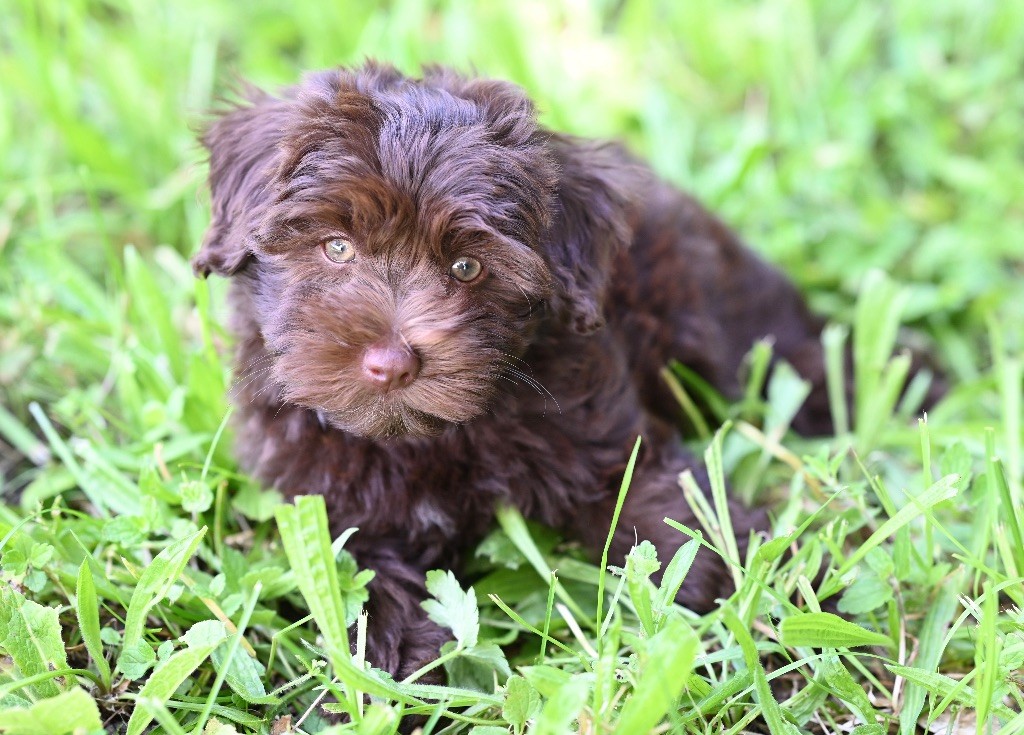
[200,63,831,676]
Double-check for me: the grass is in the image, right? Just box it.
[1,0,1022,733]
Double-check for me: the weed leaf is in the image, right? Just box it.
[0,687,101,735]
[0,586,70,699]
[423,570,479,649]
[615,616,698,733]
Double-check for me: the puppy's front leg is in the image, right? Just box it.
[572,431,766,613]
[350,546,452,681]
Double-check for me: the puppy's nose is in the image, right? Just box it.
[362,342,420,392]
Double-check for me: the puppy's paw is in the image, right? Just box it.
[396,618,452,684]
[363,614,451,683]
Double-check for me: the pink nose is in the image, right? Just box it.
[362,343,420,392]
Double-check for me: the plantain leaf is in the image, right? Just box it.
[275,496,351,662]
[781,612,893,650]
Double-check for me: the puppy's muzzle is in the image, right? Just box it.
[362,341,420,392]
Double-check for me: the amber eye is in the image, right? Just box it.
[449,256,483,283]
[323,238,356,263]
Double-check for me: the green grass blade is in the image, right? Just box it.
[614,616,698,733]
[660,366,711,438]
[990,456,1024,578]
[723,606,800,735]
[594,434,641,634]
[26,403,111,518]
[705,424,742,588]
[836,475,959,577]
[852,270,909,450]
[135,698,191,735]
[276,496,427,708]
[655,538,700,629]
[124,623,229,735]
[897,570,963,735]
[0,403,50,465]
[119,527,208,676]
[74,560,111,690]
[974,583,1001,733]
[822,323,850,436]
[495,504,590,627]
[487,594,589,666]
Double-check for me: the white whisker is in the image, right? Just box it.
[230,365,276,396]
[497,361,562,416]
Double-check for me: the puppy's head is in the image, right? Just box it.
[195,62,632,438]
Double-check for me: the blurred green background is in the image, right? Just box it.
[1,0,1022,430]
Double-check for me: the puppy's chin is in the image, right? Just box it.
[325,404,451,439]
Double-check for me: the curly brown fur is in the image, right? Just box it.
[195,62,925,687]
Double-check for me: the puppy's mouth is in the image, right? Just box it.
[317,400,451,439]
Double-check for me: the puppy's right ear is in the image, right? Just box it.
[193,92,287,278]
[543,137,640,335]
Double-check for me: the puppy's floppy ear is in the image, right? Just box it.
[543,137,639,335]
[193,90,288,278]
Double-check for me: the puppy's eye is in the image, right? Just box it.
[323,238,356,263]
[450,256,483,283]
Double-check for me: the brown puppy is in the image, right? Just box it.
[195,62,837,678]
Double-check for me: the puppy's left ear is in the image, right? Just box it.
[543,137,638,335]
[193,91,288,278]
